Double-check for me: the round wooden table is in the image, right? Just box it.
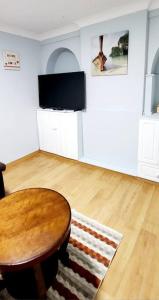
[0,188,71,299]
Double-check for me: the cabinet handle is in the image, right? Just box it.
[51,128,57,131]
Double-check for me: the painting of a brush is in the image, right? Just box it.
[92,35,107,72]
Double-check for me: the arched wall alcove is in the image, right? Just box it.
[46,47,80,74]
[144,49,159,115]
[151,48,159,74]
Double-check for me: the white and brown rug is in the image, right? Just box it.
[0,209,122,300]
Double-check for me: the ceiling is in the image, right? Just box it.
[0,0,158,40]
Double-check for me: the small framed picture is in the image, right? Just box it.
[3,50,20,70]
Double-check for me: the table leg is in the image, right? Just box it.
[59,229,71,264]
[34,263,47,299]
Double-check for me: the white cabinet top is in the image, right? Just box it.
[37,108,80,114]
[141,113,159,121]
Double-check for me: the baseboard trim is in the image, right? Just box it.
[80,157,137,177]
[6,151,139,180]
[39,150,80,163]
[135,175,159,184]
[6,150,40,169]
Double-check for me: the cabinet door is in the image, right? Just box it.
[60,113,78,159]
[37,111,50,151]
[138,162,159,182]
[37,111,62,154]
[138,120,159,165]
[46,112,62,155]
[37,110,79,159]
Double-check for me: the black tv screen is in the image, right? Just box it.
[38,71,85,111]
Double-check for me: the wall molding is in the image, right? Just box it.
[149,7,159,17]
[0,1,159,42]
[0,25,38,41]
[80,157,137,177]
[40,30,80,46]
[6,151,40,169]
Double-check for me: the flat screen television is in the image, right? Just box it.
[38,71,85,111]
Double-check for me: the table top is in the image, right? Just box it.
[0,188,71,272]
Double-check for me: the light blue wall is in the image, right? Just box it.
[147,9,159,74]
[0,32,41,163]
[46,48,80,74]
[40,10,148,176]
[40,32,81,74]
[144,9,159,114]
[53,50,80,73]
[0,10,149,175]
[80,10,148,175]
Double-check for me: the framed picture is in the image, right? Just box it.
[3,51,20,70]
[91,30,129,76]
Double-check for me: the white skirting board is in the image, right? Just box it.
[80,157,137,177]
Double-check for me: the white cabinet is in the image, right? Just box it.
[37,109,82,160]
[138,115,159,182]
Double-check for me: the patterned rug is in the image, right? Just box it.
[0,209,122,300]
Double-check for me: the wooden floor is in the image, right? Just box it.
[4,151,159,300]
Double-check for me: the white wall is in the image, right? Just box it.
[0,32,41,163]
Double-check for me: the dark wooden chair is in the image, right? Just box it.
[0,163,6,293]
[0,278,6,292]
[0,162,6,199]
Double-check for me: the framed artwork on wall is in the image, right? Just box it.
[3,51,20,70]
[91,30,129,76]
